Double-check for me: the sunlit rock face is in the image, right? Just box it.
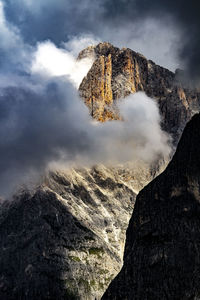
[79,42,200,144]
[0,166,136,300]
[103,113,200,300]
[79,53,119,122]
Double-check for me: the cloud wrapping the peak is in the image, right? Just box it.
[0,0,173,197]
[63,34,100,57]
[2,0,180,71]
[0,82,171,197]
[5,0,198,78]
[31,40,95,88]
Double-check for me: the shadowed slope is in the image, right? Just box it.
[103,113,200,300]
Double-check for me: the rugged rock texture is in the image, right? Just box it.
[78,43,200,197]
[79,42,200,143]
[103,113,200,300]
[0,165,137,300]
[79,52,119,121]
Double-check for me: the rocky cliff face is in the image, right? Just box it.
[103,113,200,300]
[0,166,136,300]
[79,42,200,143]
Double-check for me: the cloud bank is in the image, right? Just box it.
[4,0,199,79]
[0,0,173,197]
[0,83,171,197]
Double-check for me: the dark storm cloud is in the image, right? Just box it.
[2,0,103,45]
[103,0,200,81]
[0,81,92,195]
[3,0,199,76]
[0,0,172,196]
[1,0,180,71]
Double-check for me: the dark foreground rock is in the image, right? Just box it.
[103,113,200,300]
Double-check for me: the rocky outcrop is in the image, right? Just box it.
[103,113,200,300]
[0,165,136,300]
[79,52,119,121]
[79,42,200,144]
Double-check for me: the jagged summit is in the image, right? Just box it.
[79,42,158,121]
[79,42,147,62]
[79,42,200,145]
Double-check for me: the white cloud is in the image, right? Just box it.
[63,34,100,56]
[31,39,95,88]
[90,92,171,164]
[0,4,172,197]
[0,0,32,72]
[0,1,19,48]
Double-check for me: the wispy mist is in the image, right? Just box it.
[31,40,96,88]
[0,0,172,197]
[2,0,180,72]
[102,0,200,83]
[0,81,171,197]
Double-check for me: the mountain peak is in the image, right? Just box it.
[79,43,200,147]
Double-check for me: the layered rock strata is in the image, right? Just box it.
[79,42,200,144]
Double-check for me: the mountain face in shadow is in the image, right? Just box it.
[103,113,200,300]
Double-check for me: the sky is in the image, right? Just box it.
[1,0,182,71]
[0,0,198,196]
